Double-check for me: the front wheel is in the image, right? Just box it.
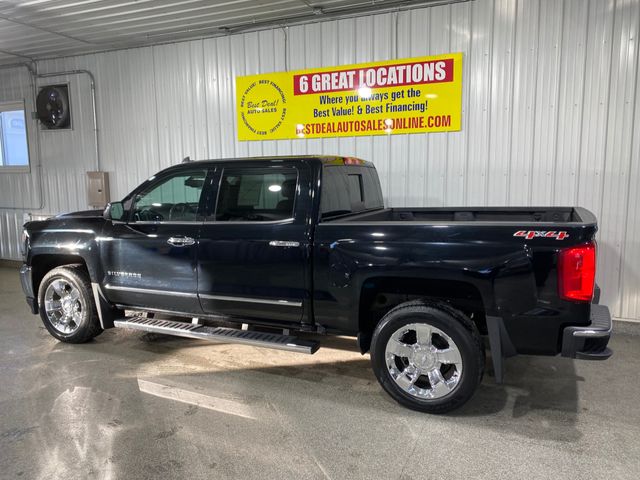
[38,265,102,343]
[370,301,484,413]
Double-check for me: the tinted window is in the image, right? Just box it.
[320,167,352,218]
[347,174,364,204]
[132,170,206,222]
[362,167,384,209]
[321,166,383,218]
[215,168,297,222]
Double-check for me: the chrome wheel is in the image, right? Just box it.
[385,323,463,400]
[44,279,83,335]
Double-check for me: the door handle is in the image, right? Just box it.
[269,240,300,247]
[167,236,196,247]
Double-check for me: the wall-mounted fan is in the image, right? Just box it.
[36,85,71,129]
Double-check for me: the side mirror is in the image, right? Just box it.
[104,201,125,221]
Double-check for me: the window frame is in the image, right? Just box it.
[347,173,365,205]
[319,165,385,221]
[127,168,209,225]
[210,166,299,224]
[0,100,31,173]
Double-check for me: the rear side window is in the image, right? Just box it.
[321,166,383,219]
[215,168,298,222]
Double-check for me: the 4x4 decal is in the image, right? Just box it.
[513,230,569,240]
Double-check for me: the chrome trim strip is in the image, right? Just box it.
[129,221,204,225]
[573,329,611,338]
[199,294,302,307]
[202,218,295,225]
[104,284,198,298]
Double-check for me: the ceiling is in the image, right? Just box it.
[0,0,458,66]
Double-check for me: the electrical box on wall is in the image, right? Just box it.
[87,171,110,208]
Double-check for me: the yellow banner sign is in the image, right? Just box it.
[236,53,462,141]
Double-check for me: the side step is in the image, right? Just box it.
[113,317,320,354]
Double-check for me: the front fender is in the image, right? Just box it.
[29,230,101,279]
[26,214,108,292]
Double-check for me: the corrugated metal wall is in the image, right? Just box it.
[0,0,639,321]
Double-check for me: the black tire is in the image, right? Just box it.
[370,300,484,414]
[38,265,102,343]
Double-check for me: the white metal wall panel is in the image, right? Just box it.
[466,0,493,206]
[621,71,640,320]
[508,0,539,206]
[554,0,588,207]
[0,0,639,321]
[599,0,640,321]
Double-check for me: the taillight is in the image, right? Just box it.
[557,242,596,302]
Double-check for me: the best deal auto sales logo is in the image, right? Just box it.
[513,230,569,240]
[239,79,287,136]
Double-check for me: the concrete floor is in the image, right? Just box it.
[1,266,639,480]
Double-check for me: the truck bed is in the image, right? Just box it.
[325,206,595,225]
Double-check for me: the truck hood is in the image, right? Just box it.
[57,209,105,218]
[24,209,107,233]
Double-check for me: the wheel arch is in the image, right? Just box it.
[31,253,92,302]
[32,253,120,329]
[356,276,487,354]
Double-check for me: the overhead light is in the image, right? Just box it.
[268,185,282,192]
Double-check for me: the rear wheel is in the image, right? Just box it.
[370,300,484,413]
[38,265,102,343]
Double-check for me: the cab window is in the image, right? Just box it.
[131,170,207,222]
[321,166,384,219]
[215,168,298,222]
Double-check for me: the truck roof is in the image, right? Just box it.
[162,155,375,170]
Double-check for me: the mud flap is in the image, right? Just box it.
[91,283,122,329]
[486,315,517,384]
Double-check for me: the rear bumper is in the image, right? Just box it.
[19,264,38,314]
[561,303,612,360]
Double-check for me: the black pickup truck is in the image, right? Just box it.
[19,156,612,413]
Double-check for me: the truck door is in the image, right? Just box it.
[100,168,209,313]
[197,162,312,323]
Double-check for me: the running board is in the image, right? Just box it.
[113,317,320,354]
